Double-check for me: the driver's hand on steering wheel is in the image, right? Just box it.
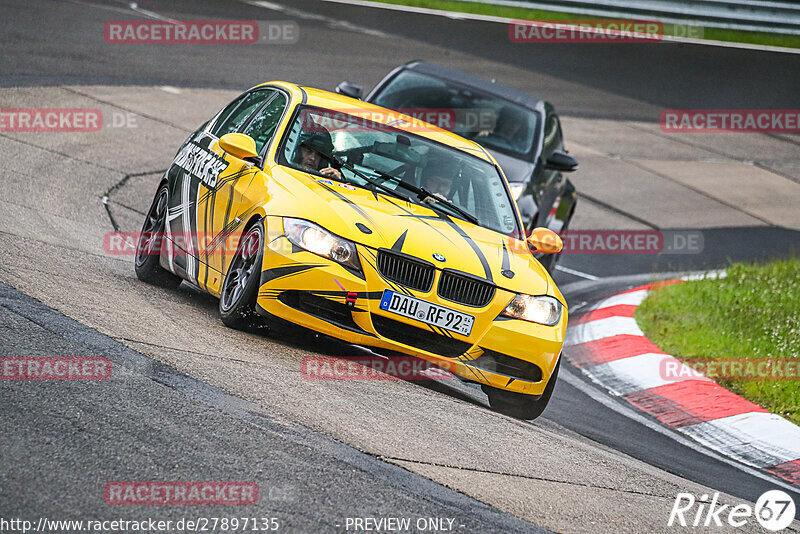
[320,167,342,180]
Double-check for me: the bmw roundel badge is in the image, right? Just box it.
[432,253,446,262]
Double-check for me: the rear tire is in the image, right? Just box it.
[135,183,182,288]
[484,357,560,420]
[219,220,265,330]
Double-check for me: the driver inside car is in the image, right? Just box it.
[481,105,528,152]
[295,130,342,180]
[420,158,455,200]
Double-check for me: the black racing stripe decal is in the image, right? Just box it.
[391,230,408,252]
[435,325,454,339]
[384,198,456,244]
[220,184,235,270]
[189,178,201,283]
[197,166,252,205]
[305,289,384,300]
[464,362,490,383]
[202,182,211,288]
[316,181,375,225]
[344,264,366,281]
[206,215,241,257]
[259,264,322,286]
[439,215,494,283]
[460,347,484,362]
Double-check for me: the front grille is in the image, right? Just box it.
[438,270,495,307]
[376,250,434,292]
[469,349,543,382]
[371,315,472,358]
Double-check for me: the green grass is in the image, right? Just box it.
[370,0,800,49]
[635,258,800,424]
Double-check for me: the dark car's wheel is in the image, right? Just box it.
[219,220,264,329]
[484,357,560,420]
[135,183,182,288]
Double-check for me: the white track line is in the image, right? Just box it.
[127,2,177,23]
[321,0,800,55]
[66,0,176,22]
[566,315,643,345]
[555,264,599,280]
[681,413,800,468]
[586,352,708,396]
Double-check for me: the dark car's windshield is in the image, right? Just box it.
[371,70,539,159]
[279,105,522,238]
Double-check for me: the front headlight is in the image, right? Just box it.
[502,294,562,326]
[509,183,526,200]
[283,218,361,271]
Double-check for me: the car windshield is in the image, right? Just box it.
[280,105,522,237]
[371,70,539,159]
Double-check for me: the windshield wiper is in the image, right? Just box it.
[314,151,414,203]
[312,149,479,225]
[372,170,479,226]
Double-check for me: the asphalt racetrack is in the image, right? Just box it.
[1,1,799,532]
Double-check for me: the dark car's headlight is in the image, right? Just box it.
[502,295,562,326]
[283,218,361,271]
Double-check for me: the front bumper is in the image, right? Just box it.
[256,216,567,396]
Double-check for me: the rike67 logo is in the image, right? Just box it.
[669,490,796,531]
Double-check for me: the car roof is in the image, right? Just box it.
[260,82,496,164]
[399,61,544,112]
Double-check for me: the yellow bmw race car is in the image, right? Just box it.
[135,81,567,419]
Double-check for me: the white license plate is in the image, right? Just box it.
[379,289,474,336]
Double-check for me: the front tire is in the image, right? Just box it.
[219,220,265,330]
[484,357,560,420]
[135,183,182,288]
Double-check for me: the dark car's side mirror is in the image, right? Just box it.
[543,151,578,172]
[336,81,363,100]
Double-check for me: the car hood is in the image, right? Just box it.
[486,149,536,183]
[269,166,554,297]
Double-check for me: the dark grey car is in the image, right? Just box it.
[338,61,578,272]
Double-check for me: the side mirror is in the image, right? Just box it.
[527,227,563,254]
[336,81,363,100]
[543,151,578,172]
[219,133,259,160]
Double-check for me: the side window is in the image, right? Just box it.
[207,94,246,134]
[212,90,275,137]
[542,114,563,159]
[242,92,287,153]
